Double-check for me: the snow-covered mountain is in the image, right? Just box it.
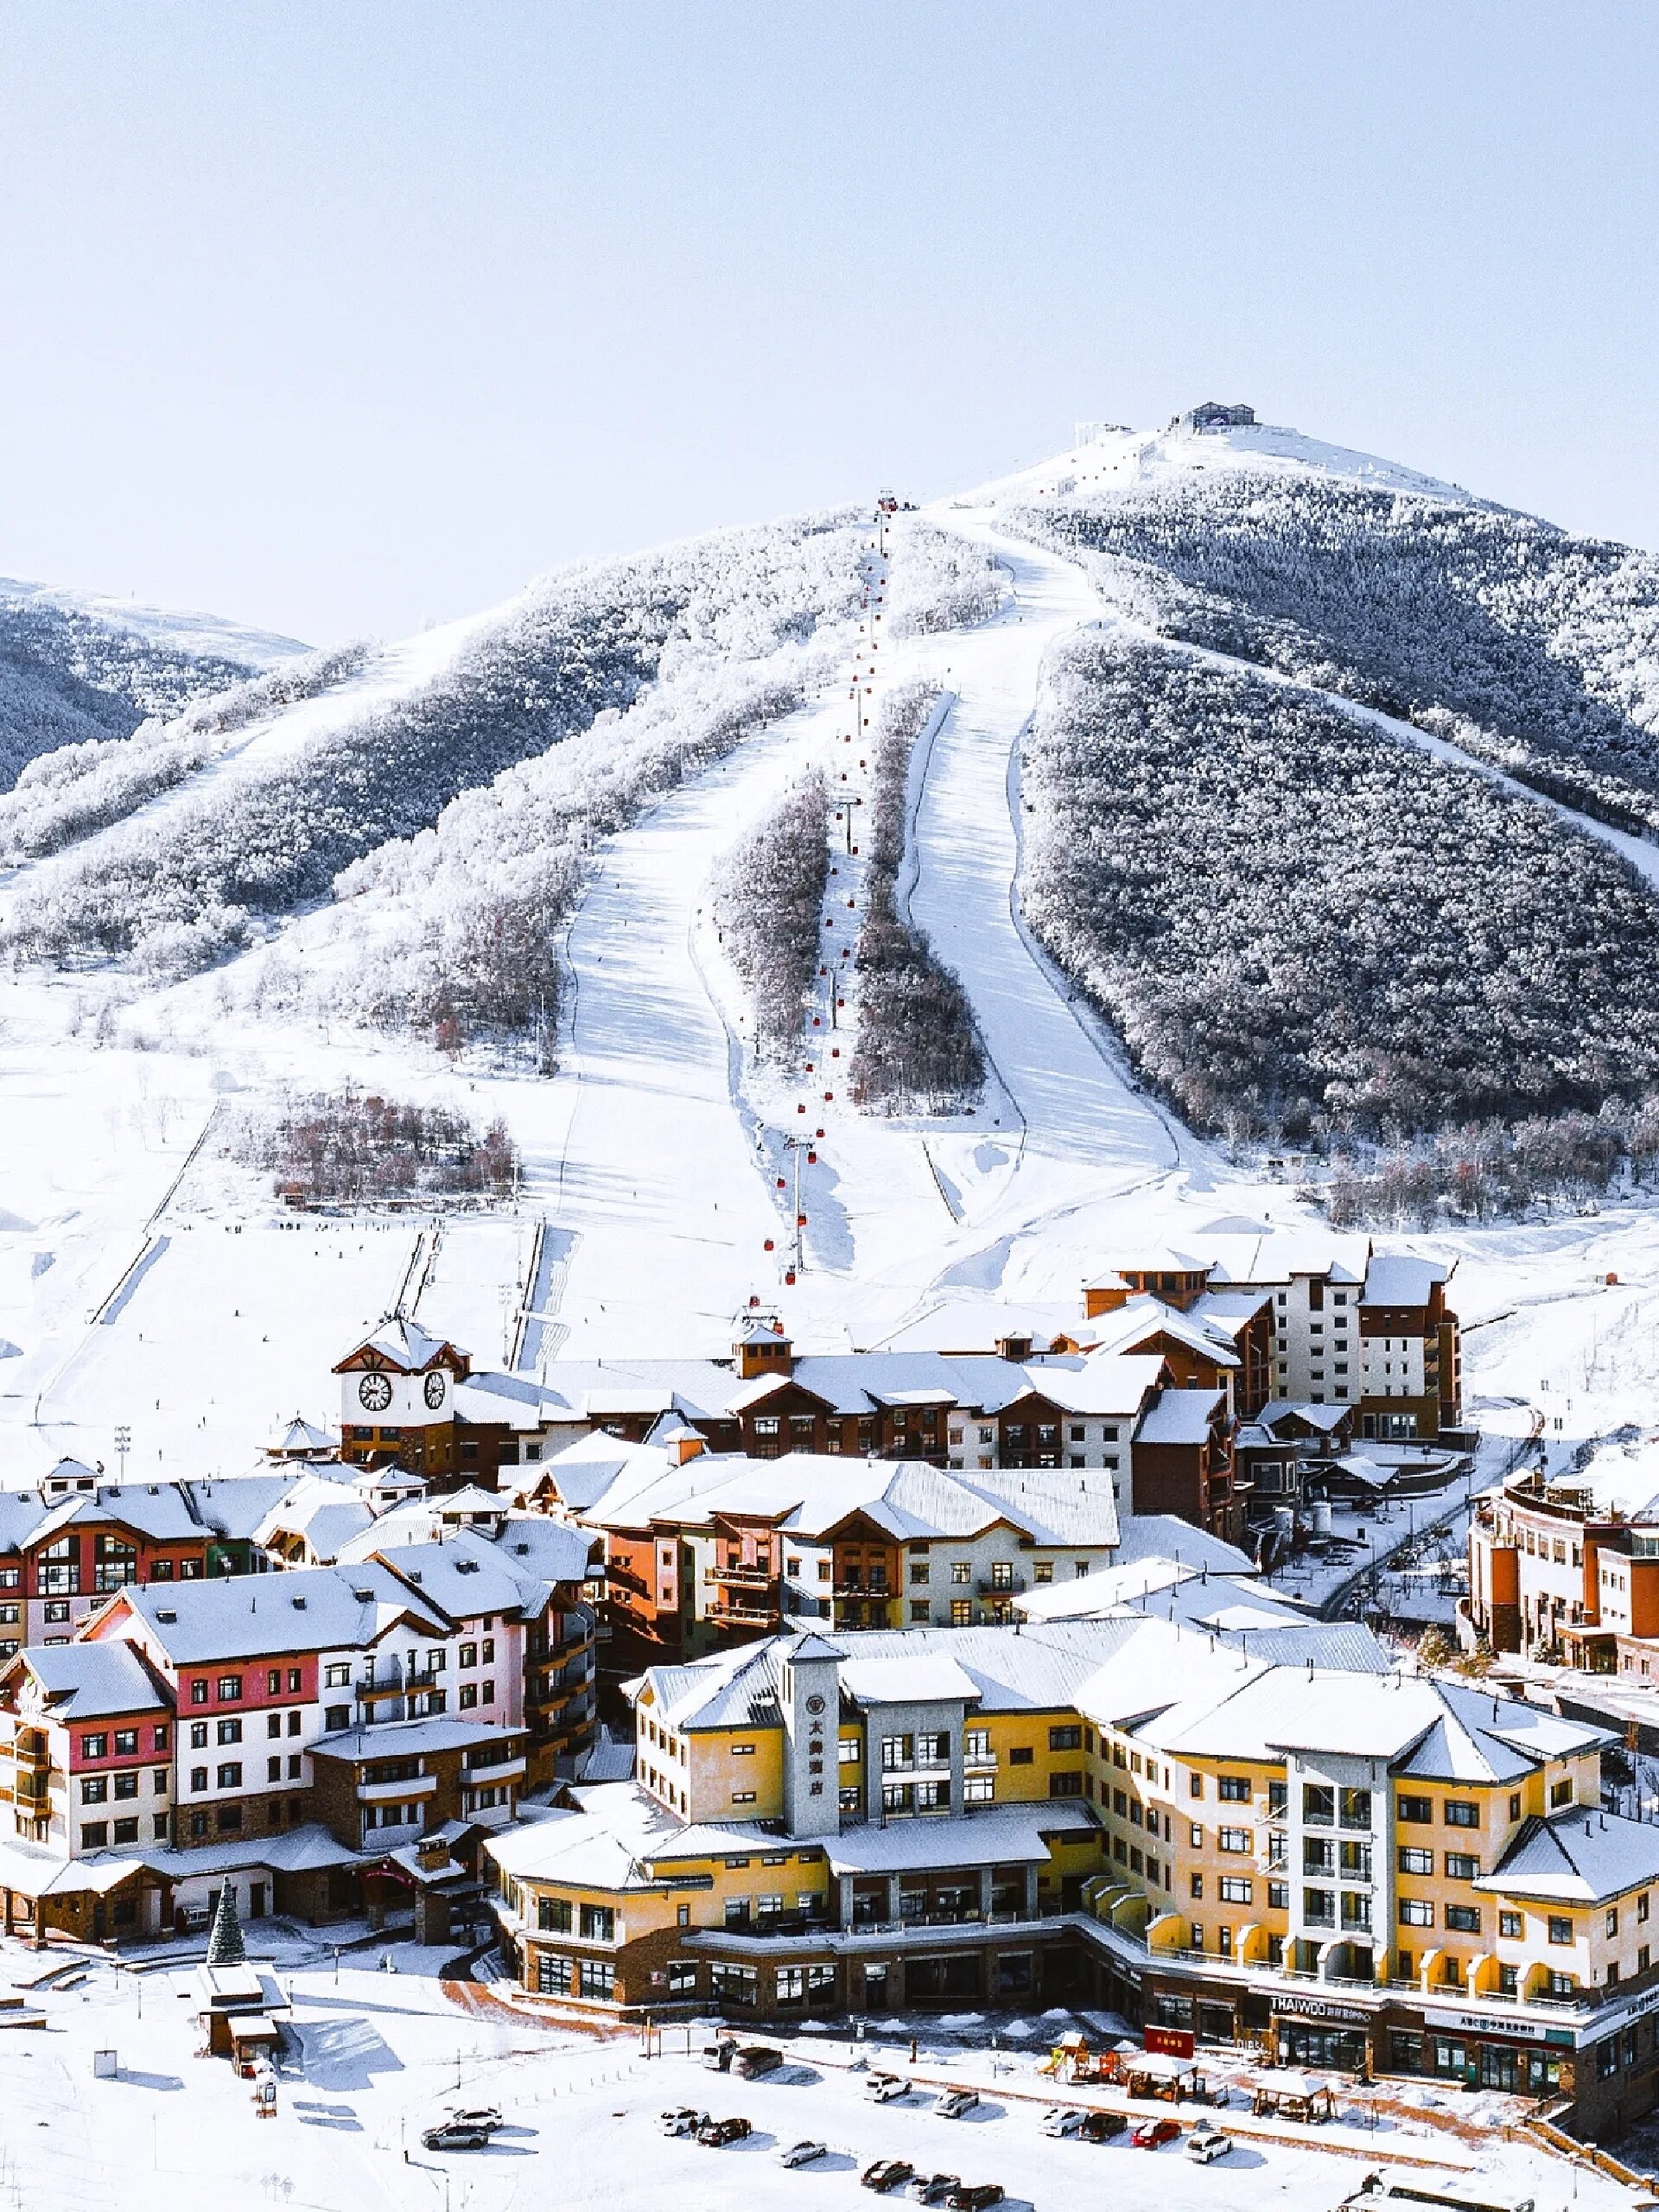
[6,412,1659,1155]
[0,575,305,793]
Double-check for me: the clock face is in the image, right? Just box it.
[358,1372,393,1414]
[423,1370,447,1411]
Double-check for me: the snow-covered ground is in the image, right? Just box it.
[0,1934,1630,2212]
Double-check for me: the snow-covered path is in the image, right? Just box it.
[537,704,840,1350]
[908,531,1179,1183]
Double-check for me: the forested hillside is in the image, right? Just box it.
[1023,634,1659,1142]
[3,514,866,978]
[1004,467,1659,832]
[0,583,297,791]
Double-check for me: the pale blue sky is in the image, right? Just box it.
[0,2,1653,644]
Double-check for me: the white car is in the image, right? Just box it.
[934,2088,980,2120]
[1041,2107,1085,2138]
[658,2107,706,2137]
[779,2140,829,2168]
[1185,2124,1233,2164]
[866,2073,912,2103]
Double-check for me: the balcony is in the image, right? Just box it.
[708,1564,776,1589]
[464,1753,527,1787]
[357,1773,438,1805]
[706,1601,782,1630]
[976,1577,1025,1599]
[12,1732,48,1771]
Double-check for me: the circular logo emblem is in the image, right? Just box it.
[804,1693,825,1715]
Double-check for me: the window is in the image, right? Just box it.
[287,1712,301,1736]
[1033,1561,1053,1585]
[1445,1853,1479,1881]
[917,1732,950,1765]
[217,1718,242,1745]
[1049,1726,1082,1751]
[537,1953,573,1995]
[113,1771,137,1800]
[80,1733,108,1760]
[1190,1873,1204,1899]
[950,1562,972,1585]
[1397,1794,1432,1824]
[288,1669,302,1694]
[537,1896,572,1932]
[1219,1827,1251,1853]
[1444,1800,1479,1827]
[112,1818,138,1845]
[1398,1847,1433,1876]
[1218,1776,1249,1802]
[325,1706,349,1731]
[266,1713,283,1739]
[216,1806,242,1834]
[324,1664,350,1688]
[950,1600,972,1628]
[1400,1899,1434,1927]
[1339,1787,1371,1829]
[578,1902,614,1942]
[1608,1907,1620,1937]
[80,1777,108,1805]
[1550,1777,1573,1808]
[1446,1904,1480,1934]
[460,1643,478,1669]
[1268,1882,1289,1911]
[1303,1889,1333,1926]
[1219,1877,1252,1904]
[963,1773,994,1805]
[1302,1784,1334,1825]
[266,1669,283,1696]
[731,1789,756,1806]
[80,1822,108,1848]
[1548,1915,1574,1946]
[1499,1910,1522,1939]
[1008,1746,1033,1766]
[1049,1772,1084,1798]
[909,1563,930,1585]
[964,1729,991,1764]
[190,1679,209,1706]
[216,1675,243,1701]
[218,1763,242,1788]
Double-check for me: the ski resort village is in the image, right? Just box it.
[8,399,1659,2212]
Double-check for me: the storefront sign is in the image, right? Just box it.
[1581,1979,1659,2046]
[1144,2025,1195,2058]
[1423,2007,1548,2043]
[1273,1995,1373,2026]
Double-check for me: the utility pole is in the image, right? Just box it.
[114,1426,130,1484]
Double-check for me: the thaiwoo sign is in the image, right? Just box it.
[1274,1994,1374,2026]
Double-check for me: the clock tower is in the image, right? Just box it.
[332,1315,471,1477]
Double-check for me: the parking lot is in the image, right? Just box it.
[0,1936,1630,2212]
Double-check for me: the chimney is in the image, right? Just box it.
[670,1432,706,1468]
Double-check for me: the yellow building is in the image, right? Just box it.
[484,1610,1659,2140]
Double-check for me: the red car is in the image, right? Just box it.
[1130,2117,1181,2150]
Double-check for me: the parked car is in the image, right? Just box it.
[1131,2116,1181,2150]
[1042,2106,1085,2138]
[697,2117,753,2147]
[658,2107,707,2138]
[421,2121,494,2152]
[934,2088,979,2121]
[1080,2109,1128,2142]
[1186,2123,1233,2164]
[861,2158,916,2192]
[906,2177,959,2204]
[865,2073,912,2103]
[702,2037,739,2071]
[734,2045,784,2079]
[439,2106,503,2133]
[779,2139,829,2168]
[944,2188,1004,2211]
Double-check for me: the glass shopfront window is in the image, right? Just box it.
[1279,2023,1370,2071]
